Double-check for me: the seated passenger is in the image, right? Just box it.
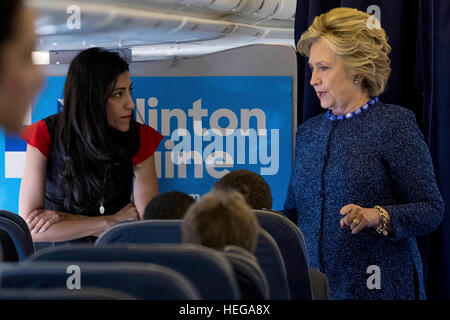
[181,190,264,300]
[213,169,272,210]
[143,191,195,220]
[214,169,295,224]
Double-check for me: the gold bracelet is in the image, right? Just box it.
[374,205,389,236]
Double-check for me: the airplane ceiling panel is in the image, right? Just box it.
[29,0,295,62]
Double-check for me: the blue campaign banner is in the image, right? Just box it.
[0,77,65,212]
[0,76,292,214]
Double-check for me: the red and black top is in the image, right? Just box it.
[21,113,163,238]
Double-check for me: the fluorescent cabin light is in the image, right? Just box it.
[32,51,50,65]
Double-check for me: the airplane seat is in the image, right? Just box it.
[222,245,270,300]
[0,261,201,300]
[254,228,291,300]
[254,209,313,300]
[95,219,291,299]
[29,243,241,300]
[95,220,182,245]
[0,210,35,261]
[309,268,330,300]
[0,287,136,300]
[254,209,330,300]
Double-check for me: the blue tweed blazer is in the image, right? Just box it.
[283,102,444,300]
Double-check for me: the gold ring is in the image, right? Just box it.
[352,218,360,225]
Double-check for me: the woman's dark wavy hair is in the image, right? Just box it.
[56,47,137,212]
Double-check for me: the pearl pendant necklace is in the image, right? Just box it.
[326,96,379,120]
[99,169,107,215]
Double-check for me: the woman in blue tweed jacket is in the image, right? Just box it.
[284,7,444,299]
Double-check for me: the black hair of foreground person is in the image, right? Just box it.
[0,1,23,46]
[0,0,42,132]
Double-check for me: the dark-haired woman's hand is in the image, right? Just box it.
[26,209,77,234]
[111,202,139,224]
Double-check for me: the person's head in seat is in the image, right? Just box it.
[213,169,273,210]
[181,190,265,300]
[143,191,195,220]
[181,190,259,253]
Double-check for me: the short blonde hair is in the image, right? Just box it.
[181,190,259,253]
[297,7,391,96]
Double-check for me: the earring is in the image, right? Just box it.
[354,77,359,85]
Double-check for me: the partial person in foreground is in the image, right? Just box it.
[0,0,42,132]
[0,0,42,261]
[284,7,444,299]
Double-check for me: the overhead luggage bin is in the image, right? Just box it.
[29,0,295,60]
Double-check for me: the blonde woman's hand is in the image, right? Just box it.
[339,204,380,235]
